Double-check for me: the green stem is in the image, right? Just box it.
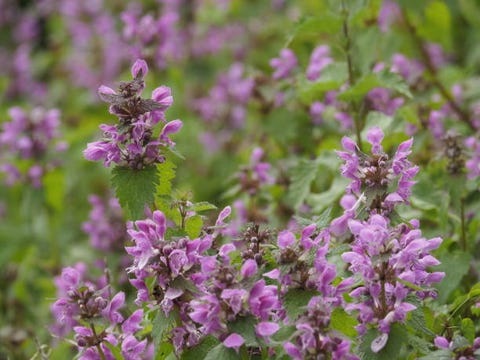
[89,324,106,360]
[460,197,467,251]
[341,0,364,151]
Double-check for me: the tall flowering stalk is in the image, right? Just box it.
[331,128,445,352]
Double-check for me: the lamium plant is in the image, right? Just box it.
[2,2,480,360]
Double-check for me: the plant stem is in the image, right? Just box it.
[460,196,467,251]
[401,9,475,131]
[89,324,106,360]
[341,0,364,151]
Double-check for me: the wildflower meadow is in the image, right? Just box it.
[1,1,480,359]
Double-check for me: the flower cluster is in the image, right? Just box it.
[84,59,182,169]
[51,264,152,359]
[0,106,67,187]
[331,127,418,233]
[284,296,359,360]
[342,216,444,346]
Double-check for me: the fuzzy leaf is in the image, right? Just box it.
[152,309,177,358]
[112,165,159,220]
[283,289,319,321]
[228,315,258,347]
[181,336,219,360]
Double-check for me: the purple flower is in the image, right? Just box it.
[223,333,244,349]
[255,322,279,337]
[121,335,147,360]
[342,214,444,337]
[307,45,333,81]
[270,48,297,80]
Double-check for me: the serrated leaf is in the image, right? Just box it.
[287,159,320,209]
[330,308,358,338]
[298,63,349,103]
[405,332,432,354]
[283,289,319,321]
[204,344,241,360]
[157,159,176,197]
[185,215,203,238]
[435,251,471,303]
[228,316,258,347]
[112,165,159,220]
[152,309,177,358]
[181,336,219,360]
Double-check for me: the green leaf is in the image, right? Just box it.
[43,168,65,212]
[152,309,177,358]
[283,289,319,321]
[286,159,320,209]
[418,1,452,50]
[228,316,258,347]
[155,342,174,360]
[418,350,453,360]
[298,62,349,103]
[449,283,480,317]
[271,325,296,343]
[104,342,123,360]
[188,201,217,213]
[285,13,342,47]
[294,207,332,229]
[330,308,358,338]
[157,159,176,197]
[358,324,408,360]
[181,336,219,360]
[204,344,241,360]
[461,318,475,343]
[112,165,159,220]
[337,69,412,102]
[435,251,471,303]
[185,215,203,238]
